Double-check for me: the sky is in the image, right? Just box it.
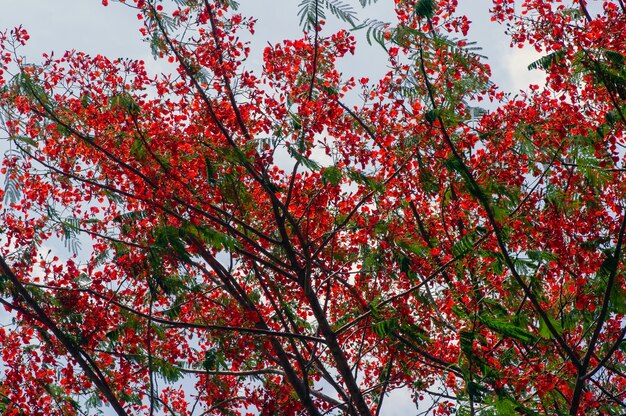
[0,1,546,414]
[0,0,544,92]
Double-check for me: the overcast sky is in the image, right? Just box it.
[1,0,544,92]
[0,1,545,414]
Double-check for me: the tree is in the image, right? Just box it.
[0,0,625,414]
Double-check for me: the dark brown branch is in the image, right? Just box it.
[571,211,626,415]
[0,256,129,416]
[83,286,326,343]
[585,325,626,380]
[416,39,580,369]
[578,0,593,22]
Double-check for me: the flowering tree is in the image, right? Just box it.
[1,0,625,414]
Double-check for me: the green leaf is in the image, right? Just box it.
[105,327,122,342]
[130,138,147,160]
[603,49,625,67]
[290,113,302,130]
[373,220,388,236]
[480,315,536,343]
[9,135,37,147]
[494,397,517,415]
[152,357,183,382]
[538,315,563,339]
[202,348,227,372]
[109,92,140,115]
[322,166,342,186]
[451,231,477,257]
[609,283,626,314]
[414,0,436,19]
[325,0,358,27]
[353,19,391,47]
[160,275,185,296]
[372,318,397,338]
[3,169,21,204]
[187,223,240,251]
[598,252,618,279]
[528,50,566,71]
[0,274,9,295]
[527,250,559,262]
[152,225,192,263]
[169,228,190,260]
[204,155,217,186]
[466,381,487,402]
[459,330,475,358]
[424,109,439,124]
[482,298,509,318]
[399,321,430,345]
[444,157,490,203]
[395,239,426,257]
[17,72,51,105]
[346,169,385,193]
[298,0,327,30]
[288,147,321,172]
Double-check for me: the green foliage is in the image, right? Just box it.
[570,139,611,188]
[479,315,536,343]
[395,238,427,257]
[151,357,183,382]
[129,138,147,160]
[526,250,559,263]
[299,0,360,30]
[598,251,618,279]
[424,109,439,124]
[109,92,140,115]
[459,329,477,360]
[184,222,240,252]
[325,0,358,26]
[538,314,563,339]
[2,166,21,205]
[346,168,385,193]
[287,146,321,172]
[414,0,436,19]
[202,347,228,372]
[60,217,83,256]
[321,166,343,186]
[15,72,51,106]
[8,135,37,147]
[153,224,192,263]
[113,209,149,224]
[372,317,398,338]
[2,1,626,414]
[444,156,490,204]
[609,284,626,314]
[298,0,322,29]
[451,230,481,257]
[354,18,391,47]
[589,50,626,99]
[528,50,566,71]
[204,155,217,186]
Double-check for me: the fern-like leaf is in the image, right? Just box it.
[3,170,21,205]
[528,50,566,71]
[414,0,436,19]
[298,0,326,30]
[353,19,391,48]
[325,0,358,26]
[61,218,83,256]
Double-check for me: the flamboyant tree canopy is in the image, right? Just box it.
[1,0,625,415]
